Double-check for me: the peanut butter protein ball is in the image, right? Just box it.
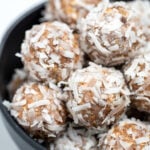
[67,63,130,130]
[21,21,83,83]
[123,53,150,113]
[7,82,67,139]
[79,1,144,66]
[99,119,150,150]
[44,0,103,28]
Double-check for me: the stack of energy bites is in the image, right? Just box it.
[4,0,150,149]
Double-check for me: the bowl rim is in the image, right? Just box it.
[0,2,47,150]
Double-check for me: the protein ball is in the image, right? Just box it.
[99,119,150,150]
[79,1,143,66]
[9,82,67,139]
[128,0,150,28]
[128,0,150,53]
[67,63,130,131]
[123,53,150,113]
[44,0,102,28]
[50,124,97,150]
[8,68,27,99]
[21,21,83,83]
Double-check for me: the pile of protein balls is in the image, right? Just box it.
[4,0,150,149]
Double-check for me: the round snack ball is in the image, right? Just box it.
[9,82,67,139]
[128,0,150,27]
[128,0,150,53]
[99,119,150,150]
[67,63,130,131]
[79,1,144,66]
[44,0,103,28]
[21,21,83,83]
[123,53,150,113]
[8,68,27,99]
[50,124,97,150]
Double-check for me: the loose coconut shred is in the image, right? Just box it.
[21,21,83,83]
[99,119,150,150]
[78,1,144,66]
[67,63,130,130]
[4,82,67,139]
[123,53,150,113]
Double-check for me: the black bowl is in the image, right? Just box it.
[0,3,47,150]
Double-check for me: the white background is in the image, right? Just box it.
[0,0,45,149]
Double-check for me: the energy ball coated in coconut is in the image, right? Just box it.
[128,0,150,53]
[8,82,67,139]
[128,0,150,28]
[44,0,103,28]
[8,68,27,99]
[123,53,150,113]
[50,124,97,150]
[21,21,83,83]
[67,63,130,131]
[99,119,150,150]
[79,1,143,66]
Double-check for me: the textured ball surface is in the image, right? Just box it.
[99,119,150,150]
[128,0,150,53]
[44,0,102,28]
[9,82,67,138]
[123,53,150,113]
[8,69,27,98]
[79,1,143,66]
[21,21,83,83]
[67,63,130,130]
[51,124,97,150]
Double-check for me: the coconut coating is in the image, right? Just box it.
[128,0,150,28]
[67,63,130,130]
[123,53,150,113]
[9,82,67,138]
[44,0,102,28]
[21,21,83,83]
[128,0,150,53]
[99,119,150,150]
[79,1,143,66]
[50,124,97,150]
[8,69,27,99]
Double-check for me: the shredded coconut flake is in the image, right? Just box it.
[28,100,50,108]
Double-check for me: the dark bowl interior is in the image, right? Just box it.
[0,3,47,150]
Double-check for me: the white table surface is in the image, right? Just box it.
[0,0,45,149]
